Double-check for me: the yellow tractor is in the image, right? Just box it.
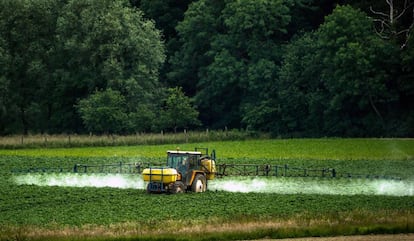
[142,148,216,193]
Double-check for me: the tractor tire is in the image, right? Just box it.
[191,174,207,192]
[170,181,185,194]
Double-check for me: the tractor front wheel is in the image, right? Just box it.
[170,181,185,194]
[192,174,206,192]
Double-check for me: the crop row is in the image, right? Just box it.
[1,138,413,160]
[1,183,414,228]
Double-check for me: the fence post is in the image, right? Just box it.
[332,168,336,178]
[265,165,270,176]
[284,164,288,176]
[44,134,48,146]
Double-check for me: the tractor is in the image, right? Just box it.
[142,148,216,193]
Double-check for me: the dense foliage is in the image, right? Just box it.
[0,0,198,135]
[244,5,405,136]
[1,0,413,136]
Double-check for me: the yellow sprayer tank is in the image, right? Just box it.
[142,167,177,184]
[201,158,216,180]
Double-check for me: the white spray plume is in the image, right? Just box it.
[14,173,145,189]
[14,174,414,196]
[209,177,414,196]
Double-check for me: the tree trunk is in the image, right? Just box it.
[369,95,384,126]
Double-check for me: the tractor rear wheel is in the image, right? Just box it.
[191,174,206,192]
[170,181,185,194]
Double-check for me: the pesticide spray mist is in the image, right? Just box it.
[208,177,414,196]
[14,173,146,189]
[14,174,414,196]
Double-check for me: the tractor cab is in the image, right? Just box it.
[143,147,216,193]
[167,148,215,186]
[167,151,198,180]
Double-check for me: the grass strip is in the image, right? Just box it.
[1,210,413,241]
[0,130,259,149]
[1,138,413,161]
[2,221,413,241]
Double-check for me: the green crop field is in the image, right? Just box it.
[1,138,413,159]
[1,138,414,241]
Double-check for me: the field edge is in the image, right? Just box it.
[2,211,413,241]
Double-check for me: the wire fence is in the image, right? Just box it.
[215,163,401,180]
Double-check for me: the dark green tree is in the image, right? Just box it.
[159,87,200,132]
[168,0,224,98]
[170,0,294,128]
[0,0,60,134]
[0,0,165,135]
[55,0,165,132]
[250,5,402,137]
[77,89,128,134]
[397,32,414,136]
[136,0,192,43]
[243,32,325,136]
[0,37,10,134]
[135,0,193,87]
[318,5,399,136]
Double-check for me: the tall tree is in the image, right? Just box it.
[55,0,165,133]
[397,22,414,136]
[318,5,399,136]
[250,5,402,137]
[77,89,128,134]
[243,32,325,136]
[0,37,11,134]
[168,0,224,97]
[159,87,200,132]
[0,0,60,134]
[131,0,193,87]
[0,0,165,134]
[136,0,192,43]
[170,0,294,128]
[368,0,414,49]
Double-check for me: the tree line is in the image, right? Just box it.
[0,0,198,135]
[1,0,413,137]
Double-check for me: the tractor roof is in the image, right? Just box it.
[167,150,202,155]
